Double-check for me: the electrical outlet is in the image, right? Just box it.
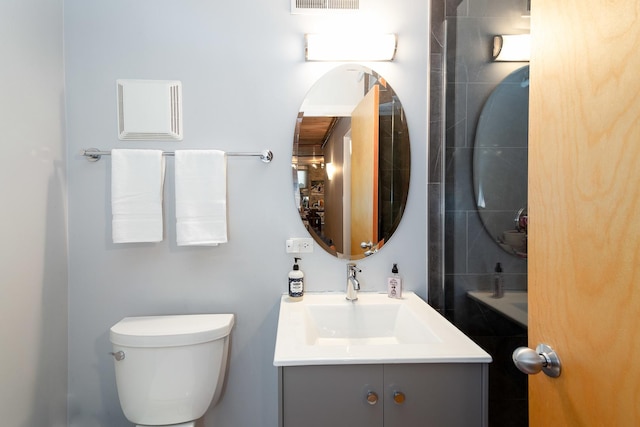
[298,238,313,253]
[285,238,314,253]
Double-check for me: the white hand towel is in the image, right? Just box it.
[175,150,228,246]
[111,149,165,243]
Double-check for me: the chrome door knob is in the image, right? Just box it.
[512,343,561,378]
[360,241,373,249]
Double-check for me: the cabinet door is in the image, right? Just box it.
[281,365,384,427]
[384,364,487,427]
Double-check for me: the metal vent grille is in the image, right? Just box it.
[292,0,359,14]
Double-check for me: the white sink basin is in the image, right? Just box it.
[274,292,492,366]
[304,302,442,346]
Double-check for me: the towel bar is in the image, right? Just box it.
[81,148,273,163]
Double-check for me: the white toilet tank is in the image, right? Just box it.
[109,314,234,426]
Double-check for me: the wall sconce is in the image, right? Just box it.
[305,33,397,61]
[325,162,336,180]
[492,34,530,62]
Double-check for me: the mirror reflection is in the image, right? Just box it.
[292,65,410,260]
[473,65,529,257]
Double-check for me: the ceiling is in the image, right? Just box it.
[294,116,338,161]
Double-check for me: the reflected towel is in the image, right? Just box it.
[175,150,228,246]
[111,149,165,243]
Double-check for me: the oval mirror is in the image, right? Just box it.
[292,65,410,260]
[473,65,529,257]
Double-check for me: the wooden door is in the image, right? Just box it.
[528,0,640,424]
[350,85,379,256]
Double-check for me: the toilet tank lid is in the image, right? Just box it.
[110,314,235,347]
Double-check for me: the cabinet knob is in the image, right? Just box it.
[393,391,406,405]
[366,391,379,405]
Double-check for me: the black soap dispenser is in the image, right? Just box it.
[492,262,504,298]
[288,257,304,301]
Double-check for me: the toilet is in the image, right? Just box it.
[109,313,235,427]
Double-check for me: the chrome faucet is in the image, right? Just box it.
[346,263,361,301]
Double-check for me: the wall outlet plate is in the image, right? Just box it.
[286,238,314,253]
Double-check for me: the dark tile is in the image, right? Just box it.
[467,0,529,19]
[428,184,444,312]
[467,211,528,275]
[447,16,529,85]
[465,82,496,146]
[445,147,475,211]
[489,398,528,427]
[446,0,468,18]
[430,0,446,53]
[445,83,468,147]
[444,211,468,274]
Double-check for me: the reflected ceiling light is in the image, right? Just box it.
[325,162,336,180]
[305,33,397,61]
[492,34,530,62]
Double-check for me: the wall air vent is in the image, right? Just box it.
[292,0,359,14]
[117,79,183,141]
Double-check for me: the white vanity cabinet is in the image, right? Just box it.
[278,363,488,427]
[274,293,492,426]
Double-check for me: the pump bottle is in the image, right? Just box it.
[288,257,304,301]
[493,262,504,298]
[387,263,403,299]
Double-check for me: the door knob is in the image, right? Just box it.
[512,343,561,378]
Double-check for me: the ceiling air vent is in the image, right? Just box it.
[117,79,183,141]
[292,0,360,14]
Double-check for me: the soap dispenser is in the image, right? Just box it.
[387,263,403,299]
[288,257,304,301]
[492,262,504,298]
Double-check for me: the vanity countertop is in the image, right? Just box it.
[467,291,528,328]
[273,291,491,367]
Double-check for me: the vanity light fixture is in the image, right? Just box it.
[305,33,397,61]
[492,34,531,62]
[325,162,336,180]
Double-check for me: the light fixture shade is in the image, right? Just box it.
[492,34,530,62]
[325,162,336,180]
[305,33,397,61]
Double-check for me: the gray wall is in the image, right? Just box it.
[0,1,68,425]
[64,1,428,426]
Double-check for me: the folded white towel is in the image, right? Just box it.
[111,149,166,243]
[175,150,228,246]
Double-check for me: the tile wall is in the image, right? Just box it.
[429,0,530,425]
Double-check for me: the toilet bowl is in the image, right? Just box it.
[109,314,234,426]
